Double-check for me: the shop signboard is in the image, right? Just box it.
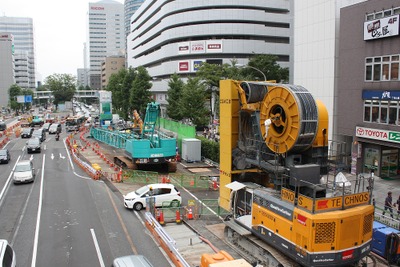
[364,14,399,40]
[356,126,400,144]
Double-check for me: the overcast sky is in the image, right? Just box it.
[0,0,124,82]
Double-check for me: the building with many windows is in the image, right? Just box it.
[127,0,294,115]
[0,33,15,108]
[124,0,145,37]
[77,68,90,88]
[101,55,125,89]
[338,0,400,178]
[87,0,125,89]
[0,16,35,90]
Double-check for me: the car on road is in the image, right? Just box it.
[0,239,16,267]
[21,127,34,138]
[48,123,62,134]
[13,160,35,184]
[42,122,51,132]
[26,137,41,153]
[124,183,181,211]
[112,255,153,267]
[0,149,10,164]
[32,128,46,142]
[0,121,6,131]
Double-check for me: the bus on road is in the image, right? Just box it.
[65,115,86,132]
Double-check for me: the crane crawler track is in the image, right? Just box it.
[224,219,300,267]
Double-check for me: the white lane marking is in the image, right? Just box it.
[90,228,105,267]
[22,146,25,152]
[11,174,36,246]
[0,156,21,203]
[51,153,54,160]
[30,155,34,161]
[63,138,92,180]
[31,154,45,267]
[64,139,75,171]
[44,144,47,150]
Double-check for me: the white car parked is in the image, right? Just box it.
[124,183,181,211]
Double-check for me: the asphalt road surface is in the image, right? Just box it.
[0,119,172,267]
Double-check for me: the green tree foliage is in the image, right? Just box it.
[246,54,289,82]
[180,77,209,127]
[107,68,137,120]
[45,74,76,109]
[8,84,23,112]
[130,66,152,117]
[166,73,185,121]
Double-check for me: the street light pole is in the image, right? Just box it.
[235,64,266,81]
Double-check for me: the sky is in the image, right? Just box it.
[0,0,124,82]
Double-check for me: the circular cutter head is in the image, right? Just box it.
[260,84,319,154]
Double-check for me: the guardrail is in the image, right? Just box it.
[144,212,191,267]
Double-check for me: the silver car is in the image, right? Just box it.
[0,239,16,267]
[13,160,35,184]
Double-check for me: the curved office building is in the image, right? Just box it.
[127,0,293,95]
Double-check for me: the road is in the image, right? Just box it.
[0,120,172,267]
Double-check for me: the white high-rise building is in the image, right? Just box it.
[0,16,36,90]
[87,0,125,90]
[293,0,367,141]
[124,0,145,37]
[127,0,294,116]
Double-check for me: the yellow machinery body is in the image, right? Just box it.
[219,80,374,266]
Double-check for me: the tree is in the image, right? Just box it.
[45,74,76,110]
[130,66,152,117]
[8,84,23,113]
[247,54,289,82]
[180,77,209,127]
[166,73,185,121]
[107,68,128,119]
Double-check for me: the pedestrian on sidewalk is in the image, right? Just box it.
[383,191,394,218]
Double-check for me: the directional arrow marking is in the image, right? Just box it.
[51,154,54,160]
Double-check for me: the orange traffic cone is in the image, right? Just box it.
[159,210,165,225]
[175,209,181,224]
[213,181,218,190]
[187,208,193,220]
[155,209,160,221]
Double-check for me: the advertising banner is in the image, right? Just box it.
[364,15,399,40]
[206,40,223,53]
[98,90,112,103]
[178,61,190,73]
[17,95,25,103]
[192,60,205,72]
[356,126,400,143]
[178,42,190,54]
[190,41,205,54]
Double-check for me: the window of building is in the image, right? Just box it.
[365,7,400,20]
[365,54,400,81]
[375,12,383,19]
[364,100,400,125]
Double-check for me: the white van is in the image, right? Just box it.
[0,239,16,267]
